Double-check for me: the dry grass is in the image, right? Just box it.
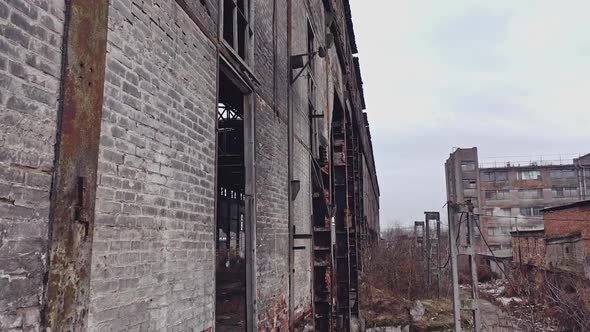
[361,226,468,329]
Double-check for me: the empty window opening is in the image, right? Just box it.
[550,169,575,178]
[485,190,510,200]
[552,187,577,198]
[481,171,508,182]
[460,161,475,171]
[518,188,543,199]
[216,72,247,330]
[222,0,253,61]
[519,206,543,217]
[517,170,541,180]
[463,179,477,189]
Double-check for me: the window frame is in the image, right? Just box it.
[517,170,541,180]
[518,188,543,199]
[461,161,476,172]
[221,0,254,65]
[481,171,508,182]
[519,206,543,217]
[485,190,510,200]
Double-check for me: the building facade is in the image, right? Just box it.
[446,148,590,253]
[0,0,380,331]
[509,200,590,278]
[544,200,590,278]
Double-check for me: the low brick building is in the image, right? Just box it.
[510,228,545,266]
[509,201,590,278]
[543,201,590,278]
[0,0,380,331]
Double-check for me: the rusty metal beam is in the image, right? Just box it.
[43,1,109,330]
[333,109,351,331]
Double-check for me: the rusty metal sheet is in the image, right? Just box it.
[44,1,109,330]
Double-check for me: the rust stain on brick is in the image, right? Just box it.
[258,295,289,331]
[44,1,109,331]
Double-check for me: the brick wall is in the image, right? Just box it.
[88,0,217,330]
[545,235,586,275]
[0,0,379,329]
[253,93,290,329]
[0,0,65,329]
[511,232,545,266]
[545,205,590,256]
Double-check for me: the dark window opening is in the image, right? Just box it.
[216,72,247,330]
[308,20,319,158]
[222,0,252,62]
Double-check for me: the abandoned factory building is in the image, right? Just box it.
[0,0,380,331]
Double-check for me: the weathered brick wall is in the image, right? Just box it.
[88,0,217,330]
[545,236,585,274]
[545,206,590,255]
[253,93,290,329]
[250,0,290,328]
[511,234,545,266]
[0,0,65,329]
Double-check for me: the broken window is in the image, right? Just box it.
[517,170,541,180]
[495,208,511,217]
[222,0,253,61]
[483,208,510,217]
[485,190,510,200]
[518,189,543,199]
[552,187,577,198]
[487,226,498,236]
[519,206,543,217]
[462,179,477,189]
[481,171,508,182]
[461,161,475,171]
[550,169,575,178]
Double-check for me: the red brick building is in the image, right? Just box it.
[510,228,545,266]
[543,201,590,277]
[510,200,590,278]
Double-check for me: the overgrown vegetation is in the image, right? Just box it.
[499,267,590,331]
[361,226,470,329]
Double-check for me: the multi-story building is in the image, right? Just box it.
[445,147,590,253]
[0,1,379,331]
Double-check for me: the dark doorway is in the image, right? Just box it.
[216,71,247,331]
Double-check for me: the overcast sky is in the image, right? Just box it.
[349,0,590,229]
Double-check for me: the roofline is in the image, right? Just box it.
[510,229,545,235]
[480,164,577,171]
[542,200,590,212]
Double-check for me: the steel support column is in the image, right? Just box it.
[44,1,109,330]
[333,110,350,330]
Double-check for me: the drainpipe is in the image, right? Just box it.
[287,0,294,329]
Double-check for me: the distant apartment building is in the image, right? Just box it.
[445,147,590,253]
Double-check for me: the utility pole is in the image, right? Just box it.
[465,202,482,331]
[424,213,431,290]
[414,221,424,257]
[447,202,461,332]
[447,200,481,332]
[424,212,440,294]
[436,218,442,298]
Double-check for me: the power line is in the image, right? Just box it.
[473,217,519,332]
